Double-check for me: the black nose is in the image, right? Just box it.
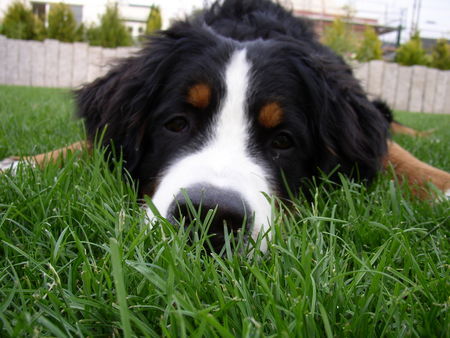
[167,184,251,251]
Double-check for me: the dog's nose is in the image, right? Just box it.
[167,184,251,251]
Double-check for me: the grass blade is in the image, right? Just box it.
[110,238,133,338]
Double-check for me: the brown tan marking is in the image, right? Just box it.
[384,141,450,199]
[258,102,283,128]
[187,83,211,109]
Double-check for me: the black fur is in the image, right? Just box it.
[372,99,394,124]
[76,0,389,198]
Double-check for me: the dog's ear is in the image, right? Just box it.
[297,55,389,181]
[75,35,179,175]
[325,87,389,181]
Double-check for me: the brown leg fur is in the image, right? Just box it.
[390,121,434,137]
[383,141,450,199]
[9,141,88,168]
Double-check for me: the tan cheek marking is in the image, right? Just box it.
[187,83,211,109]
[258,102,283,128]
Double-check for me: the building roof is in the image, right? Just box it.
[294,9,397,36]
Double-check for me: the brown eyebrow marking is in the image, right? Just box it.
[258,102,283,128]
[186,83,211,109]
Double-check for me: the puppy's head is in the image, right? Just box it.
[76,23,388,251]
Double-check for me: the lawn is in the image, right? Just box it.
[0,85,449,337]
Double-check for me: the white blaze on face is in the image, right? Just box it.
[147,49,274,250]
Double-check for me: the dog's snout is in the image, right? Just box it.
[167,184,251,251]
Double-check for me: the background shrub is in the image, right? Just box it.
[1,1,45,40]
[395,32,428,66]
[145,5,162,35]
[74,23,86,42]
[430,39,450,70]
[356,26,382,62]
[87,4,132,47]
[47,3,78,42]
[322,18,357,59]
[86,24,100,46]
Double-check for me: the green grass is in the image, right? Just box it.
[0,85,449,337]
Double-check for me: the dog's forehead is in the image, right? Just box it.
[159,40,305,126]
[246,43,304,91]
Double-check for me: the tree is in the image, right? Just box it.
[322,18,357,59]
[87,4,132,47]
[430,39,450,70]
[145,5,162,35]
[356,26,382,62]
[1,1,45,40]
[47,3,78,42]
[395,32,428,66]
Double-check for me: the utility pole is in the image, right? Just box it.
[415,0,422,33]
[411,0,423,35]
[411,0,418,33]
[396,8,406,47]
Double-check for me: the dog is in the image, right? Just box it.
[1,0,450,251]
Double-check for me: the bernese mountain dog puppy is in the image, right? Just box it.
[1,0,449,251]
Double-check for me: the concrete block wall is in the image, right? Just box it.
[0,35,138,89]
[357,60,450,114]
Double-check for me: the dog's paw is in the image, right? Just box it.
[435,188,450,203]
[0,157,20,174]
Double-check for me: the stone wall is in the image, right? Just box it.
[353,61,450,114]
[0,36,138,88]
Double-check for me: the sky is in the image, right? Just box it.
[335,0,450,42]
[152,0,450,42]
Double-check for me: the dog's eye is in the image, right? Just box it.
[272,133,294,150]
[165,117,188,132]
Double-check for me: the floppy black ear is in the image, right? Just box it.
[298,53,389,181]
[75,35,179,175]
[324,85,389,181]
